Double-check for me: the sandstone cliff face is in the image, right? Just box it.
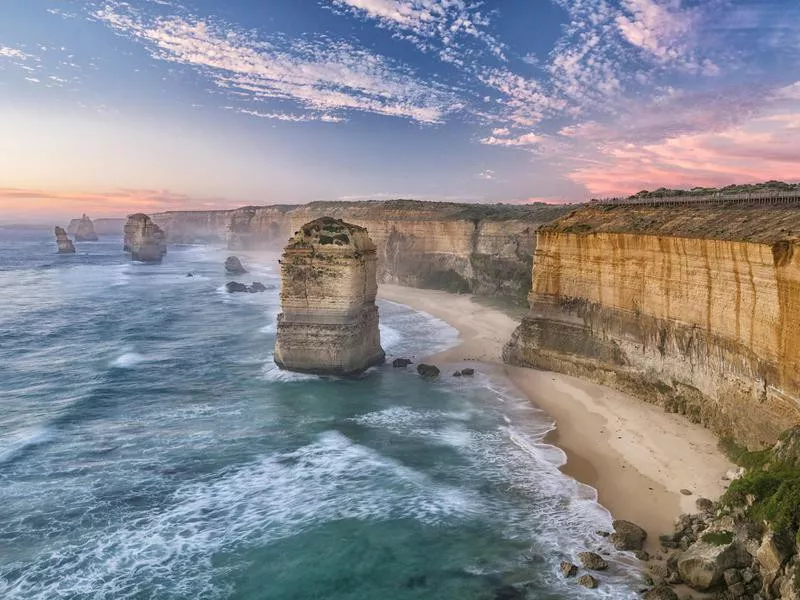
[54,226,76,254]
[504,205,800,449]
[123,214,167,263]
[69,214,99,241]
[152,201,570,304]
[274,217,385,375]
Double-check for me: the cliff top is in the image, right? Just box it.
[153,199,575,223]
[543,203,800,244]
[286,217,375,252]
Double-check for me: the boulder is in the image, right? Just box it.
[560,561,578,577]
[123,214,166,263]
[226,282,250,293]
[578,552,608,571]
[611,519,648,551]
[460,368,475,376]
[225,256,247,274]
[417,364,440,378]
[577,574,598,589]
[695,498,714,513]
[73,214,99,241]
[643,584,679,600]
[677,539,751,591]
[249,282,267,293]
[54,226,76,254]
[392,358,412,368]
[453,371,463,377]
[756,529,792,587]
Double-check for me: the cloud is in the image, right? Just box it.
[480,132,544,148]
[0,46,31,60]
[478,169,495,180]
[567,104,800,196]
[326,0,506,63]
[93,1,460,124]
[234,109,345,123]
[0,187,240,220]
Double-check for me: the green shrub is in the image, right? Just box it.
[701,531,734,546]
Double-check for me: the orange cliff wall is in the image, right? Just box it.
[504,226,800,449]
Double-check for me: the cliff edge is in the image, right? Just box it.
[504,202,800,449]
[274,217,385,375]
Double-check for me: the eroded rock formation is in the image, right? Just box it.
[274,217,385,375]
[70,214,99,241]
[54,226,76,254]
[225,256,247,274]
[123,213,167,263]
[503,203,800,449]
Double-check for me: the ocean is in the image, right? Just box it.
[0,229,640,599]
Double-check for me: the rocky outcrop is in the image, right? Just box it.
[504,203,800,449]
[68,217,125,237]
[54,226,75,254]
[274,217,385,376]
[69,214,99,241]
[226,281,267,294]
[225,256,247,274]
[417,364,440,378]
[123,214,167,263]
[152,200,572,305]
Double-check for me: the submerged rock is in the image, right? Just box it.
[392,358,412,368]
[72,214,99,241]
[274,217,385,376]
[226,281,267,293]
[460,367,475,376]
[560,561,578,577]
[417,364,440,378]
[225,256,247,274]
[54,226,76,254]
[577,574,598,589]
[611,519,648,551]
[123,213,166,263]
[578,552,608,571]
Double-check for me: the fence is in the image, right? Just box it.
[591,190,800,207]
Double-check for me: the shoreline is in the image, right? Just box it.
[377,284,734,548]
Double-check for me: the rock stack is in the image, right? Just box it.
[72,214,99,241]
[123,213,167,263]
[54,226,76,254]
[274,217,385,375]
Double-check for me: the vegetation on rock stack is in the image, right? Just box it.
[628,180,800,199]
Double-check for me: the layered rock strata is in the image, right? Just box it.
[504,203,800,449]
[123,214,167,263]
[274,217,385,375]
[54,226,76,254]
[70,214,99,241]
[152,200,572,305]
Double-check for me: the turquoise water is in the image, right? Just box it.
[0,230,640,599]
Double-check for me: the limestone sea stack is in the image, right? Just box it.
[274,217,385,375]
[73,214,99,241]
[54,226,76,254]
[123,213,167,263]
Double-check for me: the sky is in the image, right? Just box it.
[1,0,799,220]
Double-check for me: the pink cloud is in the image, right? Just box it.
[0,187,236,221]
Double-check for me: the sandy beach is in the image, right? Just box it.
[378,284,734,547]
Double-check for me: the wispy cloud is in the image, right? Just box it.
[234,109,345,123]
[326,0,505,63]
[0,46,32,60]
[92,1,460,124]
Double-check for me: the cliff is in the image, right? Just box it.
[152,200,572,304]
[54,226,76,254]
[68,214,99,241]
[274,217,385,375]
[123,214,167,263]
[504,202,800,449]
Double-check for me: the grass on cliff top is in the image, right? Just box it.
[627,180,800,199]
[722,429,800,543]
